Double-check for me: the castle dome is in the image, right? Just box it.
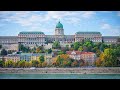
[56,21,63,29]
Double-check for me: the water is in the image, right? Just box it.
[0,74,120,79]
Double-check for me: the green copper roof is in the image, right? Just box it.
[19,31,44,34]
[56,21,63,29]
[75,32,101,34]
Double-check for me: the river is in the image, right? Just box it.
[0,74,120,79]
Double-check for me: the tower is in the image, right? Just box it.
[55,21,64,35]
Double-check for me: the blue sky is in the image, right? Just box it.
[0,11,120,36]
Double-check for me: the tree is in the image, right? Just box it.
[78,46,83,51]
[83,46,88,52]
[30,60,40,67]
[36,47,41,53]
[7,50,13,54]
[71,61,79,67]
[59,54,69,60]
[4,60,14,68]
[58,51,65,55]
[1,49,7,56]
[42,62,47,67]
[19,44,31,53]
[52,41,61,49]
[39,55,45,63]
[47,48,52,54]
[79,59,85,66]
[65,45,69,51]
[18,60,26,68]
[0,60,4,67]
[74,42,80,50]
[56,56,64,67]
[0,45,2,49]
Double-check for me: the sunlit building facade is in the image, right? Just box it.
[0,21,119,51]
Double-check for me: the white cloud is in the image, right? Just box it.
[0,11,96,34]
[117,11,120,16]
[82,11,95,18]
[101,23,120,36]
[101,23,111,29]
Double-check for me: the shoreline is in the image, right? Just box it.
[1,67,120,74]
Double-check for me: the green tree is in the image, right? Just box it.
[52,41,61,49]
[1,49,7,56]
[39,55,45,63]
[74,42,80,50]
[30,60,40,67]
[47,48,52,54]
[58,51,65,55]
[0,45,2,49]
[70,44,74,48]
[100,44,104,52]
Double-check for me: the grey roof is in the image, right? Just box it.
[20,53,45,56]
[102,36,119,39]
[0,36,18,39]
[75,32,101,34]
[19,31,44,34]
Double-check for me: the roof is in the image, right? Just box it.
[56,21,63,29]
[66,51,81,55]
[0,36,18,39]
[102,36,119,39]
[66,51,95,55]
[20,53,32,56]
[20,53,45,56]
[19,31,44,34]
[75,32,101,34]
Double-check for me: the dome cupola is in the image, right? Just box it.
[56,21,63,29]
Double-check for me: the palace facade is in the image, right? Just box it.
[0,21,119,51]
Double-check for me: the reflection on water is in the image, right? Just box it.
[0,74,120,79]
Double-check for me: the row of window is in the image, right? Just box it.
[0,40,17,43]
[19,35,45,37]
[23,42,45,44]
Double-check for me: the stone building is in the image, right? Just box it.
[66,51,96,65]
[18,31,46,48]
[0,36,18,51]
[102,36,119,44]
[75,32,102,42]
[0,21,119,51]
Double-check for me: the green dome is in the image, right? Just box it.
[56,21,63,29]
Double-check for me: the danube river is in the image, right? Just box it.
[0,74,120,79]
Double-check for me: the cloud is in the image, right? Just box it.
[0,11,96,34]
[82,11,95,18]
[101,23,120,36]
[117,11,120,16]
[101,23,111,29]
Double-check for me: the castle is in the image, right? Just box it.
[0,21,119,51]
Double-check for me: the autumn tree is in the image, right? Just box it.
[4,60,14,68]
[71,61,79,67]
[18,60,26,68]
[42,61,47,67]
[78,46,83,51]
[0,60,4,67]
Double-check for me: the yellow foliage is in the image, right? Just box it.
[59,54,69,60]
[99,52,105,61]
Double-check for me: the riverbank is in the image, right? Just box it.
[0,67,120,74]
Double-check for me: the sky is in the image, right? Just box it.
[0,11,120,36]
